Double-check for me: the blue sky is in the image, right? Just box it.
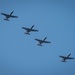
[0,0,75,75]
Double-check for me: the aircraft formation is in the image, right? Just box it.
[1,11,74,62]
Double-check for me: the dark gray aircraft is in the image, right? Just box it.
[35,37,51,46]
[1,11,18,21]
[22,25,38,35]
[59,53,74,62]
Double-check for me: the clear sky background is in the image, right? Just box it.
[0,0,75,75]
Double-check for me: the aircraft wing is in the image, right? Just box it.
[10,15,18,18]
[31,29,38,32]
[22,27,29,30]
[59,56,65,58]
[43,41,51,43]
[35,38,41,41]
[67,57,74,59]
[1,13,9,16]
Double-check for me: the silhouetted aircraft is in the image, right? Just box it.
[1,11,18,21]
[22,25,38,35]
[59,53,74,62]
[35,37,51,46]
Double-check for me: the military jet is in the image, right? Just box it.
[59,53,74,62]
[35,37,51,46]
[1,11,18,21]
[22,25,38,35]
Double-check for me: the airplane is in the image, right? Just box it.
[22,25,38,35]
[35,37,51,46]
[1,11,18,21]
[59,53,74,62]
